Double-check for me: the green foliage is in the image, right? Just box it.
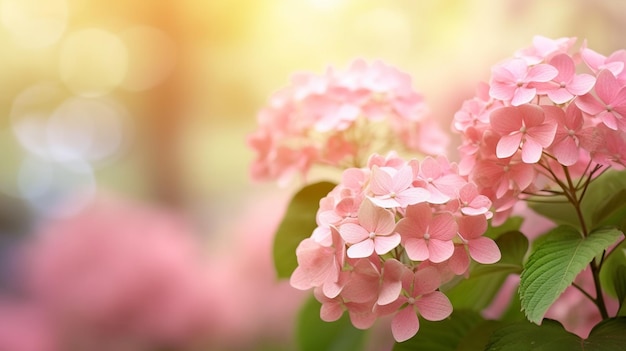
[528,169,626,232]
[296,295,367,351]
[519,226,622,324]
[528,195,579,229]
[393,310,502,351]
[582,170,626,231]
[484,317,626,351]
[484,216,524,239]
[600,239,626,299]
[272,181,337,278]
[445,231,528,312]
[612,265,626,316]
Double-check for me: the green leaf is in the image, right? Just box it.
[393,310,501,351]
[519,226,622,324]
[600,239,626,298]
[273,181,337,278]
[444,231,528,311]
[612,265,626,315]
[485,216,524,239]
[297,295,367,351]
[485,318,626,351]
[582,170,626,230]
[528,195,580,229]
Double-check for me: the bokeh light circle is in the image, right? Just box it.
[0,0,68,49]
[58,28,128,97]
[9,82,67,159]
[46,96,130,163]
[120,26,177,91]
[17,156,96,218]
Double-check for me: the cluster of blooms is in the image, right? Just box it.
[248,59,449,185]
[453,35,626,223]
[289,152,501,342]
[15,195,216,351]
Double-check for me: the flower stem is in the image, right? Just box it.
[561,164,609,319]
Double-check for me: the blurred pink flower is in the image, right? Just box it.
[0,298,58,351]
[248,59,448,185]
[23,195,217,351]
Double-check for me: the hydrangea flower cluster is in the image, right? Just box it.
[453,35,626,223]
[289,152,501,342]
[248,59,449,185]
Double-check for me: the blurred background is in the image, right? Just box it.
[1,0,626,350]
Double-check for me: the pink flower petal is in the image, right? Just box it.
[527,63,559,82]
[347,239,375,258]
[392,307,419,342]
[413,267,442,294]
[374,233,402,255]
[339,223,369,244]
[511,87,536,106]
[430,213,458,240]
[547,88,574,104]
[320,301,344,322]
[370,166,393,195]
[529,122,558,147]
[468,237,502,264]
[415,291,452,321]
[378,260,406,305]
[552,136,579,166]
[490,107,522,134]
[489,82,516,101]
[427,239,455,263]
[397,187,430,206]
[347,303,377,329]
[458,215,488,240]
[521,138,543,163]
[567,74,596,95]
[404,238,429,262]
[595,69,620,103]
[496,133,523,159]
[550,54,574,80]
[448,245,470,275]
[575,93,605,115]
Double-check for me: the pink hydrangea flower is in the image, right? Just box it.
[395,203,457,263]
[489,58,558,106]
[289,153,500,342]
[248,59,448,185]
[22,195,217,351]
[368,165,429,208]
[384,267,452,342]
[576,69,626,131]
[339,199,401,258]
[490,104,558,164]
[541,53,596,104]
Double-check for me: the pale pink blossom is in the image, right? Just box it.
[291,233,343,291]
[581,45,626,78]
[414,156,466,204]
[489,104,558,163]
[489,58,558,106]
[384,267,452,342]
[515,35,577,65]
[395,203,457,263]
[456,215,501,264]
[576,69,626,131]
[549,103,592,166]
[248,59,447,184]
[368,165,429,208]
[541,53,595,104]
[340,199,401,258]
[456,183,493,218]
